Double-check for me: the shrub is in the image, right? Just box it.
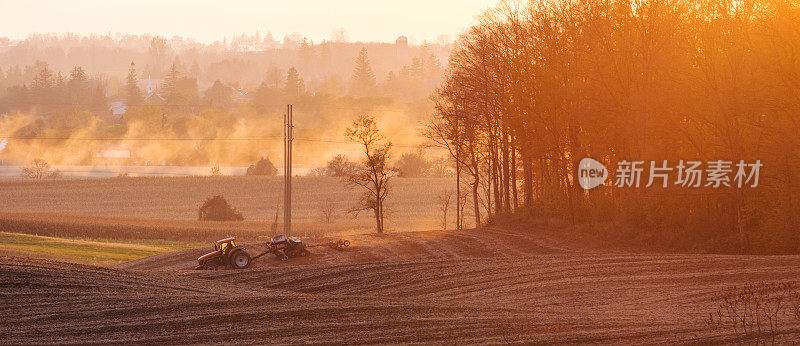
[210,164,221,176]
[198,195,244,221]
[313,154,359,177]
[393,152,452,178]
[21,159,61,179]
[394,152,430,178]
[245,157,277,176]
[705,281,800,344]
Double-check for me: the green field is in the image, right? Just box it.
[0,232,200,266]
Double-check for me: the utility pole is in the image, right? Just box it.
[283,104,293,236]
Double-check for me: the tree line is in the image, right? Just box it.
[428,0,800,254]
[0,33,447,102]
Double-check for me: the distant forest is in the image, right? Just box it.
[0,33,451,167]
[0,32,449,97]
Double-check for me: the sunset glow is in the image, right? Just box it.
[1,0,495,43]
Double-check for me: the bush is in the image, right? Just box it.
[394,152,430,177]
[198,195,244,221]
[705,281,800,344]
[245,157,277,176]
[393,152,452,178]
[210,164,221,176]
[21,159,61,179]
[312,154,359,177]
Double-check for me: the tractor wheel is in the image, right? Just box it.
[300,249,310,257]
[342,240,350,247]
[280,253,289,261]
[230,250,251,269]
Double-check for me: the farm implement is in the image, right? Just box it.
[195,235,350,270]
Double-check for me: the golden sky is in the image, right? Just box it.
[1,0,496,44]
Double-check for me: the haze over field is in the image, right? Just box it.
[0,20,454,168]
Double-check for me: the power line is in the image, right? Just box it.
[0,134,423,148]
[0,101,424,114]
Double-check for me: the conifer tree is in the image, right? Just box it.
[352,47,376,96]
[284,67,302,98]
[126,61,143,106]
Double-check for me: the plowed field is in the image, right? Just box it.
[4,225,800,344]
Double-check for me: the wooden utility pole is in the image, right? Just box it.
[283,104,293,236]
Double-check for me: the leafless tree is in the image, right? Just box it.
[344,114,392,233]
[436,190,454,230]
[321,198,336,223]
[270,204,280,233]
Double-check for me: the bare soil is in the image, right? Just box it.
[4,225,800,344]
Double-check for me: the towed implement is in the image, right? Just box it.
[261,234,309,261]
[196,235,350,270]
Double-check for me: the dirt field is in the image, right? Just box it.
[4,226,800,344]
[0,176,452,233]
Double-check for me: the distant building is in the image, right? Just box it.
[229,86,249,104]
[144,74,165,104]
[97,149,132,165]
[146,74,155,95]
[396,36,409,60]
[396,36,408,48]
[108,100,127,117]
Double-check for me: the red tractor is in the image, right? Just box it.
[195,237,251,270]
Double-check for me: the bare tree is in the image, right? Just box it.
[345,114,392,233]
[270,204,280,233]
[436,190,454,230]
[423,114,463,230]
[321,198,336,223]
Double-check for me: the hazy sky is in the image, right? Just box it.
[1,0,496,44]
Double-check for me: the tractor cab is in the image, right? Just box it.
[214,237,237,254]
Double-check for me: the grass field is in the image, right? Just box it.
[0,176,454,234]
[0,232,200,266]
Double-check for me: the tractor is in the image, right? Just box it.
[195,237,251,270]
[195,235,351,269]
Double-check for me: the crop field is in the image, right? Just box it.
[0,176,453,235]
